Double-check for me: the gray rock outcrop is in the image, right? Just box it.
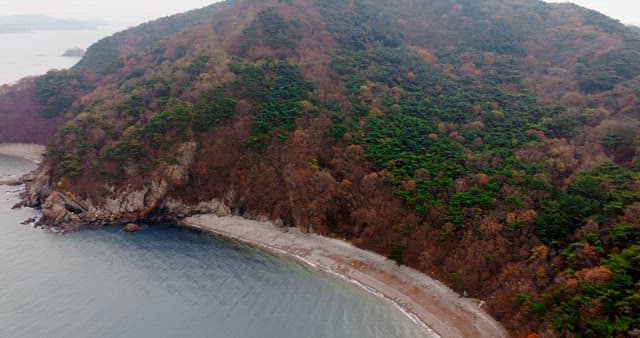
[19,142,227,229]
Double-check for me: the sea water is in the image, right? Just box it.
[0,154,430,338]
[0,26,125,85]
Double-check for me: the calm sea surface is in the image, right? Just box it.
[0,26,125,85]
[0,154,430,337]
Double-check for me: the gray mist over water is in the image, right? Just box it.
[0,26,125,85]
[0,154,429,338]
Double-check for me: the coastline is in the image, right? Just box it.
[0,143,45,185]
[181,214,508,338]
[0,143,45,163]
[1,142,508,337]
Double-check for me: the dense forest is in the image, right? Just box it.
[1,0,639,336]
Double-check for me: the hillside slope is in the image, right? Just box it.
[0,1,230,143]
[4,0,640,336]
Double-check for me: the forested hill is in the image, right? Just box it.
[74,1,232,73]
[3,0,640,336]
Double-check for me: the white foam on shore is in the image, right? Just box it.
[0,143,505,337]
[0,143,45,163]
[188,219,437,336]
[181,214,508,338]
[265,240,439,337]
[0,144,43,186]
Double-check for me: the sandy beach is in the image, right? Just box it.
[182,214,508,338]
[0,143,45,163]
[0,143,45,185]
[0,142,508,336]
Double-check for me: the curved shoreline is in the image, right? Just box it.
[0,143,45,163]
[2,142,508,337]
[0,143,45,185]
[181,214,508,338]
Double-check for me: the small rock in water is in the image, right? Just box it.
[21,217,37,225]
[123,223,141,233]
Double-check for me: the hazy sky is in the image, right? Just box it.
[0,0,223,25]
[0,0,638,26]
[546,0,640,25]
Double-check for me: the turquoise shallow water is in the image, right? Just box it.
[0,154,429,338]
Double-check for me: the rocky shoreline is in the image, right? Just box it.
[0,177,23,186]
[10,141,506,337]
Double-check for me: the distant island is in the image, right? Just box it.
[0,14,106,34]
[61,47,85,58]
